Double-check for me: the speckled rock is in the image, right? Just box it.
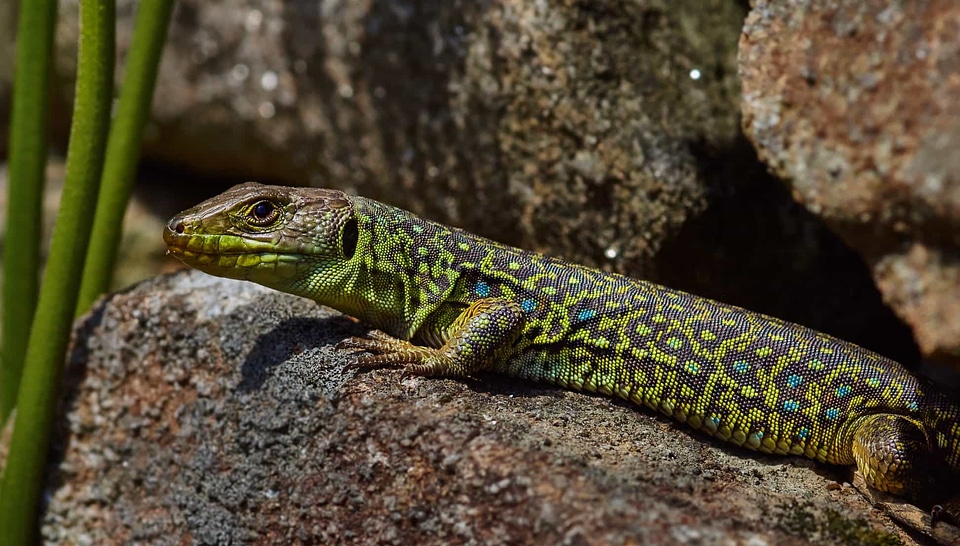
[740,0,960,370]
[38,270,938,545]
[52,0,746,271]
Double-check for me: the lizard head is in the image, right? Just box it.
[164,182,360,296]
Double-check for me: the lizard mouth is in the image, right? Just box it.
[163,222,272,256]
[163,224,296,273]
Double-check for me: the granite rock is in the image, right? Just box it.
[38,270,934,545]
[740,0,960,370]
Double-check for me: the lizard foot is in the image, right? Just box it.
[338,331,436,372]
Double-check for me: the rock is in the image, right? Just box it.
[52,0,746,270]
[41,270,921,545]
[740,0,960,370]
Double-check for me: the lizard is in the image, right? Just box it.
[164,182,960,525]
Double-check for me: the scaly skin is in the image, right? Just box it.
[165,182,960,521]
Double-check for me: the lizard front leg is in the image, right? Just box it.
[339,298,526,377]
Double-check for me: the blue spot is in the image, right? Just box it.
[475,281,490,297]
[836,385,851,398]
[755,431,764,439]
[783,400,800,412]
[710,416,721,426]
[786,374,802,388]
[577,309,596,321]
[907,401,919,412]
[733,361,749,373]
[797,427,810,440]
[825,408,839,420]
[521,299,537,312]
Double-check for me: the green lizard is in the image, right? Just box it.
[164,182,960,523]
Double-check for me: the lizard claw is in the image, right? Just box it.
[336,337,372,351]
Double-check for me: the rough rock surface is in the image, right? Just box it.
[740,0,960,370]
[53,0,745,270]
[39,270,940,545]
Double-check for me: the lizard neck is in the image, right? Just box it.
[289,197,457,340]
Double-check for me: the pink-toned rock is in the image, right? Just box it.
[740,0,960,370]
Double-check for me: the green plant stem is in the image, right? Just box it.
[0,0,115,542]
[77,0,175,314]
[1,0,58,426]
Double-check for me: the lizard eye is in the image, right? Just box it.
[248,200,280,226]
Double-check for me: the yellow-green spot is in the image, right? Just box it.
[650,347,678,367]
[598,316,617,330]
[684,361,699,374]
[756,346,773,358]
[636,324,652,336]
[700,330,717,341]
